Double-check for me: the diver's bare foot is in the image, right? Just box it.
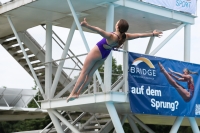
[66,93,79,102]
[158,62,164,72]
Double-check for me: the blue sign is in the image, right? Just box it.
[128,52,200,117]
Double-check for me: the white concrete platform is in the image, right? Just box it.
[41,92,200,126]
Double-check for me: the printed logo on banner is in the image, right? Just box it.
[176,0,191,8]
[130,57,156,80]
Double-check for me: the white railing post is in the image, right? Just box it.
[123,41,128,93]
[45,22,52,99]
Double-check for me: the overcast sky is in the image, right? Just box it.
[0,0,199,89]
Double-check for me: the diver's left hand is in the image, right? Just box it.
[153,30,163,38]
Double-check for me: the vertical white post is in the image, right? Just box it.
[145,36,154,54]
[184,24,191,62]
[48,111,64,133]
[106,102,125,133]
[188,117,200,133]
[50,21,76,98]
[169,117,183,133]
[6,15,46,99]
[123,41,128,92]
[93,74,97,93]
[45,22,52,99]
[184,24,199,133]
[104,3,114,92]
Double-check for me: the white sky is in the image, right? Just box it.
[0,0,199,89]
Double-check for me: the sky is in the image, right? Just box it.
[0,0,199,89]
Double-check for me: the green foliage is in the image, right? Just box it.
[0,116,51,133]
[98,57,123,84]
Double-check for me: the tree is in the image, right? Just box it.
[98,57,123,84]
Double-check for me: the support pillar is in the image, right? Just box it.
[48,111,64,133]
[188,117,200,133]
[123,41,128,92]
[145,36,154,54]
[170,117,183,133]
[184,24,199,133]
[104,3,114,92]
[45,22,52,99]
[184,24,191,62]
[106,102,125,133]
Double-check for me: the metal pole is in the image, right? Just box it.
[123,41,128,93]
[127,116,140,133]
[104,3,114,92]
[106,102,125,133]
[45,22,52,99]
[184,24,199,132]
[113,115,127,133]
[67,0,105,92]
[6,15,46,100]
[184,24,191,62]
[48,110,64,133]
[145,36,155,54]
[51,110,80,133]
[188,117,200,133]
[150,24,185,55]
[50,21,76,98]
[169,117,183,133]
[129,115,154,133]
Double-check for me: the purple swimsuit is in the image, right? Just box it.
[96,38,112,59]
[96,33,120,59]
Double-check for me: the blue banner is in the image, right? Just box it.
[128,52,200,117]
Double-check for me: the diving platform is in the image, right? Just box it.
[41,92,200,126]
[0,0,196,39]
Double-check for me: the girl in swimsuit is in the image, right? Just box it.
[158,62,198,102]
[67,18,162,102]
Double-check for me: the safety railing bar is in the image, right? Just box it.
[38,53,87,65]
[41,25,83,69]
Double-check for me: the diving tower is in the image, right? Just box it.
[0,0,198,133]
[0,88,47,121]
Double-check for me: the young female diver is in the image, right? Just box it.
[158,62,198,102]
[67,18,162,102]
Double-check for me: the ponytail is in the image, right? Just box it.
[186,68,198,75]
[188,70,198,75]
[117,32,126,48]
